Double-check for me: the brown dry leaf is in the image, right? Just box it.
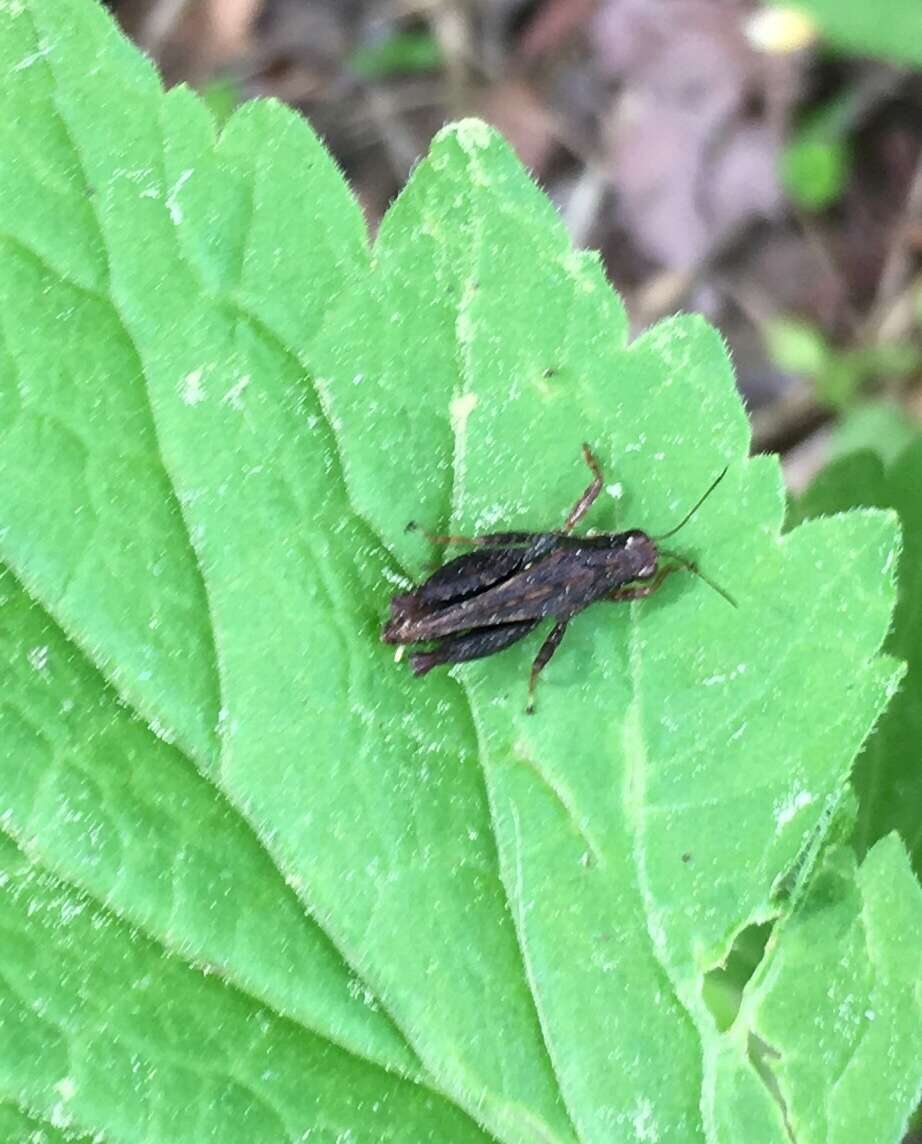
[517,0,596,62]
[115,0,263,81]
[477,77,558,174]
[201,0,262,65]
[592,0,803,268]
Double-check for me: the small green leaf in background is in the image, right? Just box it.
[828,400,921,465]
[791,439,922,879]
[769,0,922,66]
[763,317,863,407]
[764,317,920,408]
[779,87,869,213]
[0,1,920,1141]
[199,74,243,128]
[764,316,830,376]
[349,31,442,80]
[781,136,849,211]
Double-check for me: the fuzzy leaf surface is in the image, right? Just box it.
[743,836,922,1143]
[791,441,922,877]
[0,2,913,1141]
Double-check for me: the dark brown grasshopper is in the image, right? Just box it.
[382,444,732,712]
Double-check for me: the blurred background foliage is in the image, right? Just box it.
[106,0,922,488]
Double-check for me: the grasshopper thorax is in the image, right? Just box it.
[578,528,658,581]
[620,529,658,580]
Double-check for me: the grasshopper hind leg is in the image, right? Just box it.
[409,620,540,676]
[526,621,569,714]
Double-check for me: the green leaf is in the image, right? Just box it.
[763,318,919,409]
[0,830,482,1141]
[316,120,906,1137]
[781,137,849,210]
[763,317,830,376]
[348,32,442,79]
[0,1099,83,1144]
[199,75,243,129]
[743,836,922,1143]
[790,0,922,66]
[0,1,914,1140]
[791,440,922,877]
[0,3,558,1138]
[828,400,922,466]
[0,566,418,1078]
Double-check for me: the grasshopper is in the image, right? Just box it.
[383,445,732,712]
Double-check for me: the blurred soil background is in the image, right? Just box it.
[106,0,922,489]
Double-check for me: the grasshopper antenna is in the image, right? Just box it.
[654,466,729,541]
[661,552,737,609]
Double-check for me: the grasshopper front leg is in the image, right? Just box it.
[562,443,604,532]
[607,565,677,603]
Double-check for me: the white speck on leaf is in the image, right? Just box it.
[221,373,251,411]
[49,1104,72,1130]
[454,118,493,154]
[450,391,479,496]
[450,392,478,437]
[703,663,747,687]
[27,645,49,672]
[456,276,478,346]
[774,788,814,831]
[13,43,51,70]
[630,1098,660,1142]
[54,1077,76,1102]
[475,502,520,531]
[166,169,193,225]
[180,368,206,406]
[381,567,412,590]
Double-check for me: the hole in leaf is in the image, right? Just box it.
[747,1032,795,1139]
[702,921,773,1032]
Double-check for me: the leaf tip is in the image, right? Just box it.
[437,117,500,154]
